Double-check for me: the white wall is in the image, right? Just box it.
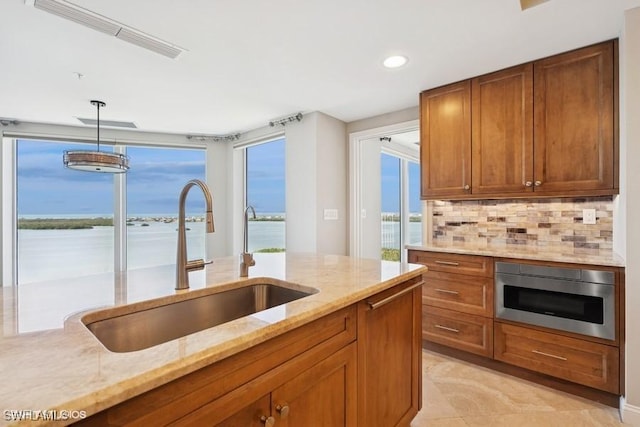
[347,106,418,134]
[315,113,348,255]
[621,6,640,425]
[359,137,383,259]
[285,112,348,254]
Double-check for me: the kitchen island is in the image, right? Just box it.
[0,253,426,426]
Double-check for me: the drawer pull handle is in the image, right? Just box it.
[434,260,460,266]
[367,281,424,310]
[434,324,459,333]
[532,350,567,361]
[435,288,459,295]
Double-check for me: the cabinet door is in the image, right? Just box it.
[533,41,615,194]
[420,81,471,199]
[358,278,422,427]
[271,343,357,427]
[472,64,534,195]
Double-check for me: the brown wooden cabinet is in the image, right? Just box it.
[471,63,533,195]
[533,41,616,195]
[420,40,618,200]
[78,306,358,426]
[420,80,471,198]
[357,276,423,427]
[408,250,494,358]
[495,322,619,394]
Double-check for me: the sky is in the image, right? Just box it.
[17,138,420,216]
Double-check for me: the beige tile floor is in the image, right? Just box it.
[411,350,625,426]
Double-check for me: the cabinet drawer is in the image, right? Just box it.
[409,250,493,277]
[422,270,493,317]
[494,322,619,393]
[423,306,493,357]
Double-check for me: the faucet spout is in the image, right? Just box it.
[240,206,256,277]
[176,179,215,290]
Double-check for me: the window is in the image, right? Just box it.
[245,138,286,253]
[126,146,206,269]
[381,153,401,261]
[10,139,206,285]
[16,140,115,284]
[380,149,422,262]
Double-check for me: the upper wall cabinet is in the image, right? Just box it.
[420,40,618,200]
[420,80,471,199]
[472,63,534,195]
[533,41,616,195]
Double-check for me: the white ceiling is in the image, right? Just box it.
[1,0,639,136]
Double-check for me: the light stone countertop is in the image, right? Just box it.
[406,242,625,267]
[0,253,426,426]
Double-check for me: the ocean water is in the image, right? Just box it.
[17,219,419,284]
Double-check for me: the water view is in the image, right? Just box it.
[17,214,420,284]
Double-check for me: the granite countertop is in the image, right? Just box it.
[0,253,425,426]
[406,242,625,267]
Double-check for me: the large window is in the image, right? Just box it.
[13,139,206,284]
[245,138,286,252]
[17,140,115,284]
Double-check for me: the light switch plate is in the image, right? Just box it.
[583,209,596,225]
[324,209,338,220]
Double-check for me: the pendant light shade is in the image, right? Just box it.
[63,100,129,173]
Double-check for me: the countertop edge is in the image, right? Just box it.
[406,245,625,267]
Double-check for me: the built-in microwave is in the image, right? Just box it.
[495,261,615,341]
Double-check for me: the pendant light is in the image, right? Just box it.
[63,100,129,173]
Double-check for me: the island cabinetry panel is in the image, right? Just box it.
[495,322,619,394]
[408,250,494,358]
[357,275,423,427]
[420,40,617,200]
[77,305,357,426]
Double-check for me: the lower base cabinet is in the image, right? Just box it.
[181,343,358,426]
[423,306,493,358]
[77,276,423,426]
[494,322,619,394]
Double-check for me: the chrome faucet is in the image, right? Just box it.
[176,179,215,290]
[240,205,256,277]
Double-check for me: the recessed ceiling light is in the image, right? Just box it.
[383,55,408,69]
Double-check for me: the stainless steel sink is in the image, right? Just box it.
[82,280,317,353]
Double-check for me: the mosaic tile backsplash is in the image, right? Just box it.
[429,197,613,250]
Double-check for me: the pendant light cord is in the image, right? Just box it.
[96,101,101,152]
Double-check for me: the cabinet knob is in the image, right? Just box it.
[534,180,542,187]
[463,184,470,190]
[525,181,533,187]
[276,404,290,419]
[260,415,276,426]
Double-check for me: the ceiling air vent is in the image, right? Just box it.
[31,0,184,59]
[115,27,182,60]
[77,117,137,129]
[33,0,120,35]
